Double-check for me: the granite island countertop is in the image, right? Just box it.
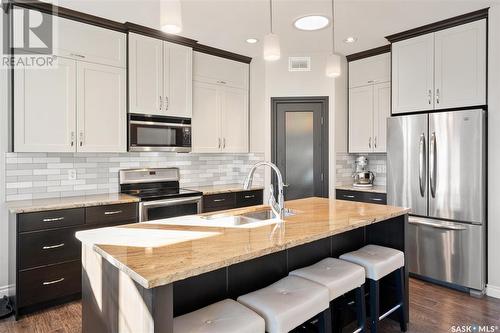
[76,197,409,289]
[7,193,140,214]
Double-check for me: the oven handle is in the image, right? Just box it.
[130,120,191,128]
[141,196,203,209]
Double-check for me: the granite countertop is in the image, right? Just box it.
[76,197,409,289]
[336,184,387,194]
[7,193,140,214]
[185,183,264,195]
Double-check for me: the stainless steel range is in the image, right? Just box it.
[119,168,203,222]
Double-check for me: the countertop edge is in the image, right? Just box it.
[89,208,410,289]
[335,185,387,194]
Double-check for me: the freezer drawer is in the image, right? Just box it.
[407,216,485,291]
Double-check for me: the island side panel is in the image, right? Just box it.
[81,245,174,333]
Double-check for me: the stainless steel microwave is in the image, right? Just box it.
[128,114,192,153]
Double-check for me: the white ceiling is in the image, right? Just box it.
[178,0,497,58]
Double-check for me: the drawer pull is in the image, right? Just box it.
[371,198,383,202]
[43,217,65,222]
[213,199,226,202]
[42,278,65,286]
[104,210,123,215]
[343,195,355,199]
[70,53,85,58]
[42,243,65,250]
[244,195,255,199]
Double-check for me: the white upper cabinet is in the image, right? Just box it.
[192,52,249,153]
[77,62,126,152]
[164,42,193,118]
[349,85,374,153]
[373,82,391,152]
[392,19,486,114]
[128,33,193,117]
[434,19,486,109]
[128,33,163,115]
[56,15,126,68]
[392,34,435,114]
[194,52,249,89]
[14,57,77,153]
[349,53,390,88]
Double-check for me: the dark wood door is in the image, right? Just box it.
[272,97,329,200]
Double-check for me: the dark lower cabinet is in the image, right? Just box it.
[336,189,387,205]
[10,202,139,318]
[202,189,264,213]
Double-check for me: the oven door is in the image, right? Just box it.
[129,118,191,153]
[139,196,202,222]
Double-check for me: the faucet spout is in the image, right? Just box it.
[243,162,286,220]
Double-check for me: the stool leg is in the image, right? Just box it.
[395,267,407,332]
[368,279,379,333]
[355,285,367,333]
[318,307,332,333]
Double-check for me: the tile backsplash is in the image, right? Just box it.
[336,153,387,186]
[4,152,265,201]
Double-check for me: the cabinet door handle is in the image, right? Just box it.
[428,89,432,105]
[374,137,377,148]
[160,96,163,111]
[213,198,226,202]
[436,89,440,104]
[70,131,75,147]
[369,137,372,149]
[42,243,65,250]
[217,80,227,84]
[42,278,65,286]
[79,131,84,147]
[43,217,65,222]
[104,210,122,215]
[223,138,226,149]
[70,53,85,59]
[244,195,255,199]
[343,195,355,199]
[371,198,383,202]
[165,96,169,110]
[218,138,221,149]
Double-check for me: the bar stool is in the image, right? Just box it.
[289,258,367,333]
[173,299,265,333]
[340,245,407,333]
[237,275,331,333]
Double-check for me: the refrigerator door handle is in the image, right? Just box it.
[419,133,426,197]
[408,218,467,231]
[430,132,437,198]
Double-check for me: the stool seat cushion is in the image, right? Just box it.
[340,245,404,281]
[173,299,265,333]
[237,276,330,333]
[290,258,365,301]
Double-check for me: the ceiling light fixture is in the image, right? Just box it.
[325,0,341,78]
[344,37,357,43]
[294,15,330,31]
[246,38,259,44]
[263,0,281,61]
[161,0,183,34]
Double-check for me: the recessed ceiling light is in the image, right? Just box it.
[293,15,330,31]
[344,37,358,43]
[246,38,259,44]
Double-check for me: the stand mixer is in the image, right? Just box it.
[352,156,375,187]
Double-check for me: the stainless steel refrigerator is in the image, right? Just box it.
[387,109,486,293]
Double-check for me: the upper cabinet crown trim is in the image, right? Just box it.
[385,8,489,43]
[346,45,391,62]
[193,44,252,64]
[123,22,198,48]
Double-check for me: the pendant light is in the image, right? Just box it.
[326,0,341,77]
[263,0,281,61]
[161,0,183,34]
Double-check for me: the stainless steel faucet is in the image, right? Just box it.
[243,162,286,220]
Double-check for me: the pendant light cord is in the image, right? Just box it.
[270,0,274,34]
[331,0,335,53]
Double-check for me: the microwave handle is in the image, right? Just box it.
[130,120,191,128]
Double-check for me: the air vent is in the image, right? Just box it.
[288,57,311,72]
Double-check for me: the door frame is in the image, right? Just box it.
[271,96,329,198]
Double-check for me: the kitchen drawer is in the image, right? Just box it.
[203,193,236,213]
[18,261,81,308]
[235,190,263,208]
[18,208,85,233]
[85,203,138,225]
[19,227,81,270]
[336,189,387,205]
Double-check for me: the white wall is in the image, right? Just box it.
[487,3,500,299]
[335,58,348,153]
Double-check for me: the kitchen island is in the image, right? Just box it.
[76,197,410,333]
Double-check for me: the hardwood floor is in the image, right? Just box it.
[1,278,499,333]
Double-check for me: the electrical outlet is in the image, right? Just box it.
[68,169,77,180]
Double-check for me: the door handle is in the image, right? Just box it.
[218,138,221,149]
[223,138,226,149]
[368,137,372,149]
[42,243,65,250]
[418,133,426,197]
[436,89,440,105]
[42,217,65,222]
[165,96,169,110]
[160,96,163,111]
[343,195,355,199]
[428,89,432,105]
[42,278,65,286]
[408,218,466,231]
[79,131,84,147]
[430,132,437,198]
[104,210,123,215]
[70,131,75,147]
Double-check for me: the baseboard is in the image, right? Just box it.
[0,284,12,298]
[486,284,500,299]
